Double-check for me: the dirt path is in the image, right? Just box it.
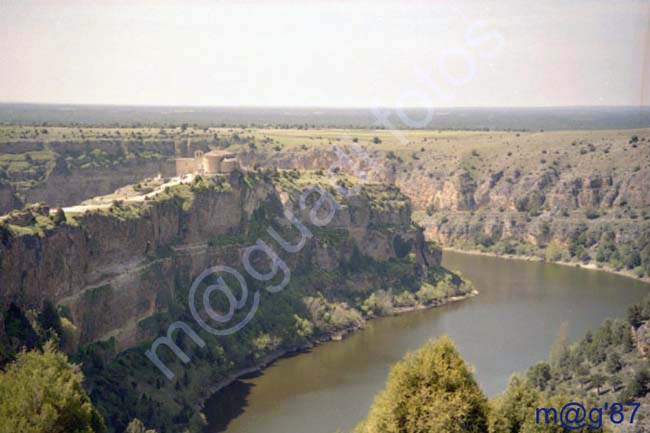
[52,174,194,215]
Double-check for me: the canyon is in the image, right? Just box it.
[0,164,468,432]
[1,124,649,431]
[243,128,650,280]
[2,126,649,282]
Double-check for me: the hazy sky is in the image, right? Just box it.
[1,0,649,107]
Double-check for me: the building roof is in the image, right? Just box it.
[204,150,236,158]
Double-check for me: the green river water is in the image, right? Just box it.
[204,251,650,433]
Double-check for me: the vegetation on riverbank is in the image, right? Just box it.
[0,264,474,433]
[352,336,603,433]
[76,256,471,433]
[426,211,650,282]
[441,244,650,283]
[352,292,650,433]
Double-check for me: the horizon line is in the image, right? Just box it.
[1,101,650,110]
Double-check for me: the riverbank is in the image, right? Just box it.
[443,247,650,284]
[200,251,650,433]
[193,288,479,412]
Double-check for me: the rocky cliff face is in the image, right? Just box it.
[21,158,171,208]
[234,130,650,279]
[0,136,217,213]
[409,165,650,280]
[400,168,650,213]
[0,170,441,351]
[0,168,464,433]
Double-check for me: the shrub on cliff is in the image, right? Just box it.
[52,207,66,225]
[125,418,158,433]
[353,336,489,433]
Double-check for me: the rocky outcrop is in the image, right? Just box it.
[429,170,477,211]
[0,137,219,214]
[403,169,650,214]
[636,321,650,357]
[21,158,171,208]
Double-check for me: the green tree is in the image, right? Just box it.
[605,352,622,374]
[526,362,551,391]
[609,375,623,392]
[623,331,636,352]
[549,322,570,371]
[187,412,207,433]
[633,368,650,396]
[490,374,602,433]
[628,304,645,328]
[544,240,565,262]
[0,342,105,433]
[125,418,157,433]
[488,374,539,433]
[590,374,607,394]
[354,336,489,433]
